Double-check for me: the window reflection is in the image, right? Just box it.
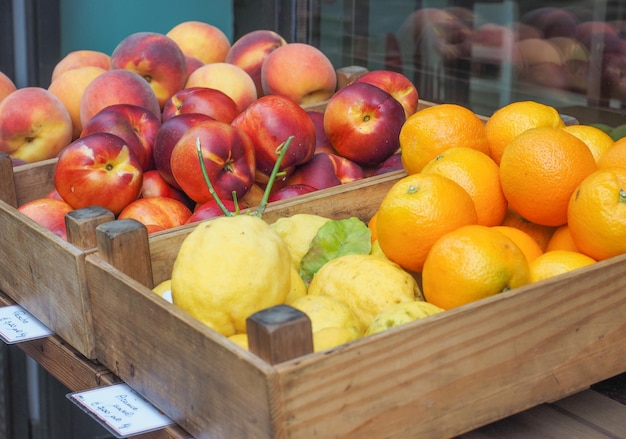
[316,1,626,115]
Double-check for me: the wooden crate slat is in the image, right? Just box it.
[551,389,626,437]
[460,396,614,438]
[11,158,57,205]
[146,170,405,286]
[269,255,626,438]
[0,199,96,358]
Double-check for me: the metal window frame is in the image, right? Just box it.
[3,0,60,88]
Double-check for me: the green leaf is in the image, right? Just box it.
[300,217,372,284]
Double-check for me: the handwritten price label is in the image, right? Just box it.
[68,383,175,438]
[0,305,53,343]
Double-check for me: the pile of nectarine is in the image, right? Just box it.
[1,20,418,237]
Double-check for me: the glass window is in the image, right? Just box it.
[302,0,626,121]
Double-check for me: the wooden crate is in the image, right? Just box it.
[0,91,403,361]
[0,155,115,359]
[84,169,626,438]
[0,142,404,360]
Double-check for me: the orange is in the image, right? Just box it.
[567,167,626,261]
[562,124,614,164]
[376,173,478,273]
[422,224,530,309]
[484,100,565,165]
[368,212,378,243]
[598,137,626,169]
[529,250,596,283]
[399,103,489,174]
[545,224,579,252]
[492,225,543,263]
[421,147,507,226]
[499,126,598,227]
[500,207,556,251]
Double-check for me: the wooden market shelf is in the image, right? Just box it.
[3,288,626,439]
[0,290,190,439]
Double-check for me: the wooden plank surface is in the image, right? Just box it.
[269,254,626,438]
[459,400,622,438]
[3,288,626,438]
[0,291,191,439]
[84,245,626,438]
[551,390,626,438]
[10,157,57,205]
[0,200,97,358]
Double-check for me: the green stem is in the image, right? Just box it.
[255,135,294,217]
[196,135,294,218]
[231,191,241,215]
[196,137,235,216]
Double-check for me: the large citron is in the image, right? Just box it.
[307,253,423,328]
[171,214,292,336]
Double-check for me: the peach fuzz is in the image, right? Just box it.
[111,32,188,108]
[166,21,231,64]
[0,87,73,162]
[185,62,257,111]
[226,29,287,97]
[0,71,17,102]
[51,50,111,83]
[48,66,107,139]
[261,42,337,105]
[80,69,161,127]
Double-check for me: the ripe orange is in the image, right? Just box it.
[484,100,565,165]
[399,103,489,174]
[421,147,507,226]
[368,211,378,243]
[562,124,614,164]
[529,250,596,283]
[422,224,530,309]
[499,126,598,227]
[567,167,626,261]
[376,173,478,273]
[500,207,556,251]
[598,136,626,169]
[492,225,543,263]
[545,224,579,252]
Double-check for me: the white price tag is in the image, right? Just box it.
[0,305,54,343]
[67,383,175,438]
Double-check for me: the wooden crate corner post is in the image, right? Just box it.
[0,152,18,207]
[247,304,314,365]
[94,219,154,289]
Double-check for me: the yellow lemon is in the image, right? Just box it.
[284,264,307,305]
[171,215,292,336]
[152,279,172,298]
[270,213,330,269]
[365,300,444,336]
[291,294,364,351]
[562,124,614,164]
[228,333,249,350]
[313,327,361,352]
[307,254,423,328]
[370,239,389,259]
[529,250,596,283]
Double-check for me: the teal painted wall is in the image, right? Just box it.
[59,0,233,56]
